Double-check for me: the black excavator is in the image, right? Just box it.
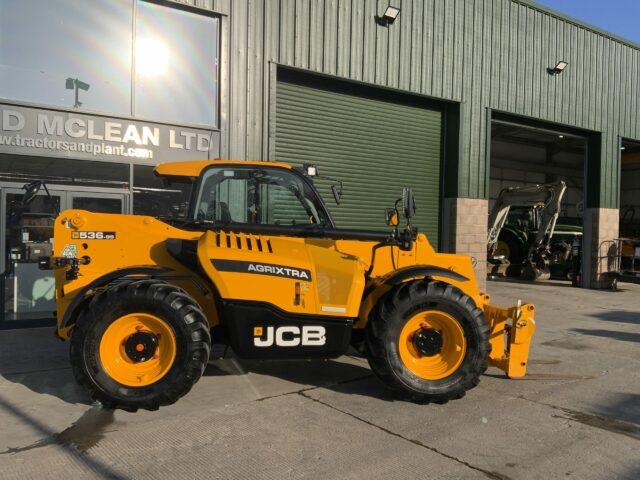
[487,181,582,281]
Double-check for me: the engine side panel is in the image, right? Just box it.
[197,231,367,318]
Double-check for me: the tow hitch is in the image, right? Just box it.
[483,297,536,378]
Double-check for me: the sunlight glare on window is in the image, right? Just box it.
[135,38,169,76]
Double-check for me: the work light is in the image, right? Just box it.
[548,61,568,75]
[375,6,400,27]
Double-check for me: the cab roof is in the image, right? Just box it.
[154,160,293,179]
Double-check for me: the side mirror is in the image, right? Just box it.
[385,208,399,227]
[331,184,343,205]
[22,181,43,207]
[402,187,416,220]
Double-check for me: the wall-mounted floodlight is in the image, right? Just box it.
[375,6,400,27]
[65,77,90,108]
[547,61,568,75]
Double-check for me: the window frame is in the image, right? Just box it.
[190,165,336,228]
[0,0,221,130]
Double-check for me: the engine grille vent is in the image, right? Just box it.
[215,231,273,253]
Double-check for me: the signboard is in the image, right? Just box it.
[0,103,220,163]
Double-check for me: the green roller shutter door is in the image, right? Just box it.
[274,76,442,246]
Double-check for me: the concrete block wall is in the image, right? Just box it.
[585,208,620,289]
[442,198,489,292]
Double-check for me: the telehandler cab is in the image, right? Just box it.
[43,160,536,411]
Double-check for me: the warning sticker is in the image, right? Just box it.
[61,243,78,258]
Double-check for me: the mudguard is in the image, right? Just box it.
[59,266,170,330]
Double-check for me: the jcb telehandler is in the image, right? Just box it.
[43,160,536,411]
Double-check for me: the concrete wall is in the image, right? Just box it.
[443,198,489,291]
[584,208,620,288]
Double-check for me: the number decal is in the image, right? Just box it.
[71,231,116,240]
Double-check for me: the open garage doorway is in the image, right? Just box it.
[619,139,640,282]
[488,115,587,284]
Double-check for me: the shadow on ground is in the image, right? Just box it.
[0,367,90,407]
[595,392,640,426]
[589,310,640,325]
[0,329,90,407]
[0,395,124,478]
[204,354,398,402]
[571,328,640,344]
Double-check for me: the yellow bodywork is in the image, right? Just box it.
[52,160,535,379]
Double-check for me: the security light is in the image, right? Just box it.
[548,61,568,75]
[375,6,400,27]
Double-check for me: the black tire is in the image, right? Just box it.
[70,279,211,411]
[365,280,490,404]
[498,229,526,265]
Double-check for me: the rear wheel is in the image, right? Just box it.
[70,279,211,411]
[365,280,490,403]
[498,229,526,265]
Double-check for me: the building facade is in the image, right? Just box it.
[1,0,638,328]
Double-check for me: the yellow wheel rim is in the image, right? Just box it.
[99,313,177,387]
[398,310,467,380]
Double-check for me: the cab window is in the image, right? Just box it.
[194,167,330,227]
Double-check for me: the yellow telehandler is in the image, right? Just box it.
[41,160,535,411]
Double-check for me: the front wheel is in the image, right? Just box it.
[70,279,211,411]
[365,280,490,404]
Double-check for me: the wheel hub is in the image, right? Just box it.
[413,328,443,357]
[124,332,158,363]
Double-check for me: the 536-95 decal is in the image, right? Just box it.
[71,231,116,240]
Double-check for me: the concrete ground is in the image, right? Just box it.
[0,281,638,480]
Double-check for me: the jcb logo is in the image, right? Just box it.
[253,326,326,347]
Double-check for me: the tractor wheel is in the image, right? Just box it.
[498,229,526,265]
[365,280,490,404]
[70,279,211,411]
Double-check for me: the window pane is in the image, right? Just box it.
[267,186,314,226]
[0,154,130,189]
[72,197,123,214]
[133,165,192,219]
[135,1,218,126]
[0,0,132,114]
[4,193,60,322]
